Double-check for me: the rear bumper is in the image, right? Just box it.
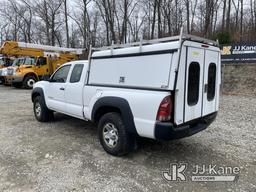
[154,112,217,140]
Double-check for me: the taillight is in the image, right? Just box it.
[201,44,209,48]
[156,96,172,122]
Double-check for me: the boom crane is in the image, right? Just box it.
[0,41,84,66]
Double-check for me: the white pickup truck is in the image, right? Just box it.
[31,32,221,156]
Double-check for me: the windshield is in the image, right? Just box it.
[12,57,36,66]
[12,58,24,66]
[24,57,36,65]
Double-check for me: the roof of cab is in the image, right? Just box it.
[63,60,88,66]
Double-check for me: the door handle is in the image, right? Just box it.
[204,84,208,93]
[60,87,65,91]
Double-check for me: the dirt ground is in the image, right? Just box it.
[0,85,255,192]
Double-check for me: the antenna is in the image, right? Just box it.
[139,37,143,53]
[110,41,114,56]
[179,26,184,42]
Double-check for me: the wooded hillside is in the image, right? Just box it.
[0,0,255,48]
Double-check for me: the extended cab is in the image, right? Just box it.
[32,33,221,156]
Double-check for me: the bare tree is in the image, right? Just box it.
[226,0,232,32]
[64,0,70,47]
[240,0,243,40]
[222,0,227,32]
[0,0,255,47]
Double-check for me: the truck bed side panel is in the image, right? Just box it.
[83,86,170,139]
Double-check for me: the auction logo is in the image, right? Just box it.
[163,163,240,182]
[221,46,232,55]
[162,163,187,182]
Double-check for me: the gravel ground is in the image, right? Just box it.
[0,85,255,192]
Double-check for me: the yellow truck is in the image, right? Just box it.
[0,41,84,88]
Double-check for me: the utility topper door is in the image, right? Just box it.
[184,47,205,122]
[202,50,219,116]
[182,45,220,123]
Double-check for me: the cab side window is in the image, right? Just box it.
[51,65,71,83]
[37,57,47,66]
[70,64,84,83]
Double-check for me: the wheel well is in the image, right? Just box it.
[94,106,121,124]
[24,73,38,81]
[32,92,40,102]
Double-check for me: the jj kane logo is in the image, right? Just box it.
[163,163,240,182]
[162,163,187,182]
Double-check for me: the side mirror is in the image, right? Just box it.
[49,78,56,83]
[35,61,41,67]
[49,78,65,83]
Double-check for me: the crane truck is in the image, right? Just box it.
[0,41,85,88]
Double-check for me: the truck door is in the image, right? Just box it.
[47,65,71,112]
[65,63,87,119]
[202,50,219,116]
[184,47,205,122]
[35,57,49,78]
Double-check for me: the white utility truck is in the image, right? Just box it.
[32,31,221,156]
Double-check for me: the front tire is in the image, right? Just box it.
[33,96,53,122]
[98,112,135,156]
[23,76,37,89]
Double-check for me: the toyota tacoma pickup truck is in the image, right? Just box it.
[32,32,221,156]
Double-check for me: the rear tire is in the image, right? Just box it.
[98,112,135,156]
[23,76,37,89]
[33,96,53,122]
